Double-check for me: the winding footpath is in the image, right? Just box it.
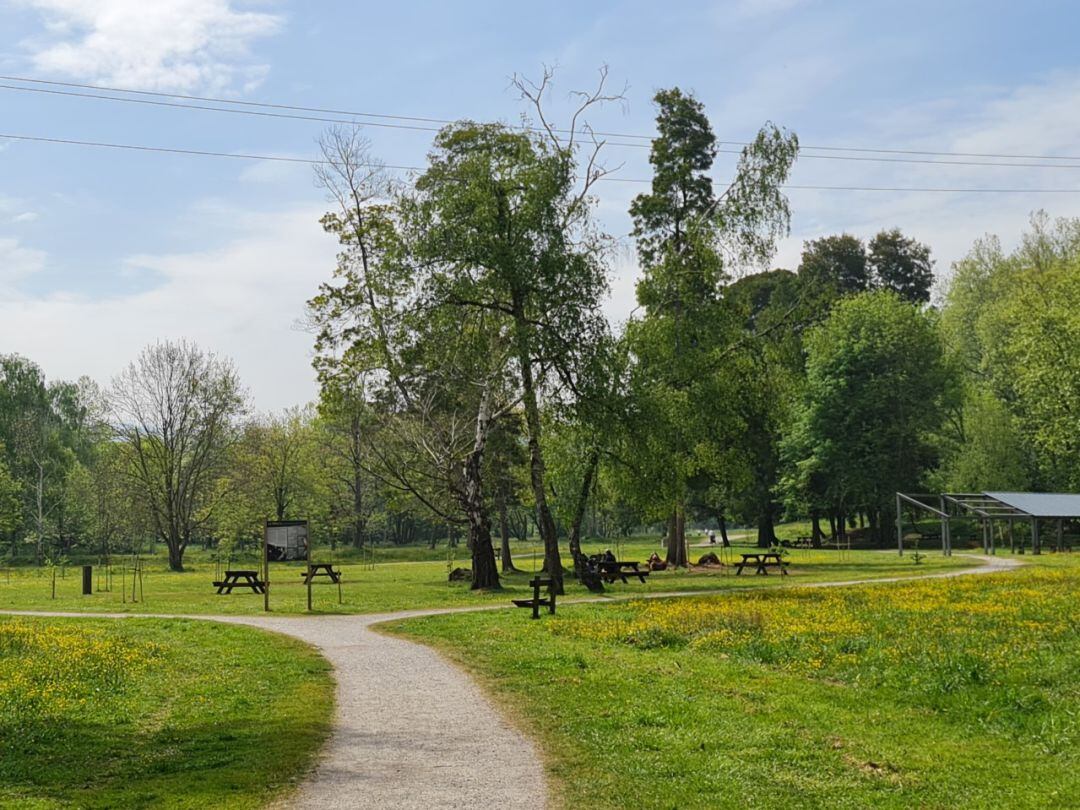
[2,553,1022,809]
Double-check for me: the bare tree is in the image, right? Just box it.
[110,341,245,571]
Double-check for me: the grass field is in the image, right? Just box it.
[0,616,333,809]
[388,554,1080,809]
[0,533,971,615]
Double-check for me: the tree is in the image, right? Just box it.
[308,126,518,589]
[797,234,868,299]
[626,86,798,565]
[868,228,934,304]
[725,269,808,547]
[316,383,381,550]
[790,292,946,542]
[110,341,245,571]
[402,70,615,592]
[939,214,1080,492]
[0,355,86,563]
[0,449,21,541]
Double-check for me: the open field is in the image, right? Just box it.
[0,537,971,615]
[387,554,1080,809]
[0,616,333,809]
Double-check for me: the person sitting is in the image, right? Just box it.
[647,551,667,571]
[602,548,617,564]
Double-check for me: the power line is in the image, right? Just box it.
[5,131,1080,193]
[8,82,1080,170]
[4,74,1080,166]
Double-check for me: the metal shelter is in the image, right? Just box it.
[895,491,1080,556]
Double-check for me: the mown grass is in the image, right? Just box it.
[0,536,970,615]
[388,555,1080,809]
[0,617,333,809]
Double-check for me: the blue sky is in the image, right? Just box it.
[2,0,1080,409]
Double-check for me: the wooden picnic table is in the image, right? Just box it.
[300,562,342,584]
[734,552,788,576]
[213,569,266,594]
[596,559,650,584]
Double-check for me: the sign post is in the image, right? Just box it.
[306,529,312,612]
[263,520,270,612]
[264,520,310,612]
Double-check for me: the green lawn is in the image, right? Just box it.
[0,616,333,809]
[0,536,970,615]
[386,554,1080,809]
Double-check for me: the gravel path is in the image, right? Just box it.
[1,553,1022,809]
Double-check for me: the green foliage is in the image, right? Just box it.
[868,228,934,304]
[940,213,1080,490]
[789,292,946,537]
[798,233,868,298]
[0,449,21,537]
[624,86,798,546]
[798,229,934,307]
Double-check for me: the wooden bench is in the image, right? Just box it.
[512,577,556,619]
[301,563,342,584]
[734,553,789,576]
[213,569,266,594]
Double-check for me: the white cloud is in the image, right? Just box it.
[0,236,47,291]
[0,207,339,411]
[11,211,39,223]
[17,0,283,92]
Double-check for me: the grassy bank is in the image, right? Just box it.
[0,617,333,809]
[388,556,1079,808]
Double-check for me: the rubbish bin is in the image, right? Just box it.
[82,565,93,595]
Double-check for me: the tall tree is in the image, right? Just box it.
[790,292,946,542]
[0,355,86,563]
[308,127,516,589]
[627,86,798,565]
[110,341,245,571]
[403,69,615,593]
[726,269,808,547]
[797,234,868,299]
[868,228,934,304]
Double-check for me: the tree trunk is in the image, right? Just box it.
[513,306,562,593]
[462,384,499,590]
[568,450,599,575]
[34,460,46,566]
[718,512,730,547]
[666,504,688,567]
[498,496,518,574]
[167,539,184,572]
[756,507,778,548]
[811,510,823,548]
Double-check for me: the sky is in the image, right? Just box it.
[3,0,1080,411]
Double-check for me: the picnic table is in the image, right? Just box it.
[213,569,266,594]
[300,562,342,584]
[734,552,788,576]
[595,559,650,584]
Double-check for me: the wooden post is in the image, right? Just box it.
[1008,520,1015,553]
[263,521,270,612]
[1032,518,1041,555]
[1057,519,1064,553]
[895,493,903,556]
